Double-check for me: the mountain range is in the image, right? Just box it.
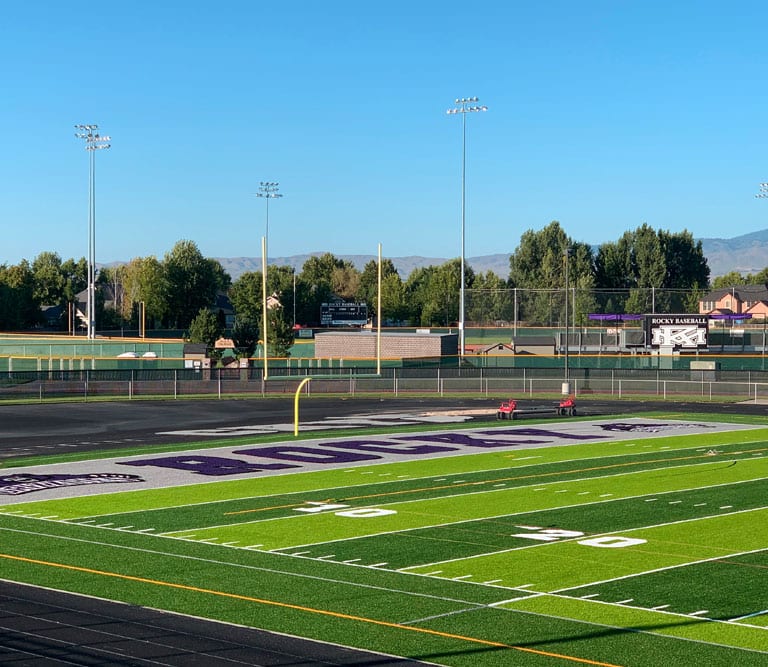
[214,229,768,282]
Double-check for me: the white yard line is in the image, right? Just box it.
[554,544,768,594]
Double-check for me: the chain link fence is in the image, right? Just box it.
[465,286,711,328]
[3,366,768,404]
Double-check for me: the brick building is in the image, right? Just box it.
[314,331,458,360]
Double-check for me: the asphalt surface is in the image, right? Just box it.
[1,395,766,457]
[0,581,427,666]
[0,395,765,665]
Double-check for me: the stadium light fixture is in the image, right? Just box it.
[756,183,768,199]
[255,181,283,249]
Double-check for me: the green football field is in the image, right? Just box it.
[1,415,767,666]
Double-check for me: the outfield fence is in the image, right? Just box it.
[3,366,768,403]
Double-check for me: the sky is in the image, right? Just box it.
[2,1,768,267]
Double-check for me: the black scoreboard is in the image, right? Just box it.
[644,314,709,349]
[320,302,368,326]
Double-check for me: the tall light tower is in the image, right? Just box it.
[447,97,487,359]
[756,183,768,199]
[75,124,111,340]
[563,246,572,393]
[255,182,282,379]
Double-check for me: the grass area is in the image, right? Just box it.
[1,416,766,666]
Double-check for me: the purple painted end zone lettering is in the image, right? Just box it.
[321,439,458,455]
[234,446,380,464]
[402,432,551,448]
[119,455,299,476]
[479,428,611,441]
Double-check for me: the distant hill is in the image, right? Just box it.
[210,231,768,282]
[699,229,768,278]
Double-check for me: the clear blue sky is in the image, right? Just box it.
[2,1,768,267]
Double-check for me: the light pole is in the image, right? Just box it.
[75,124,111,340]
[756,183,768,199]
[563,247,572,392]
[447,97,487,359]
[255,182,282,379]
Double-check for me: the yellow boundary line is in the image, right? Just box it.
[0,552,622,666]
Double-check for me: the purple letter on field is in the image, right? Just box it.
[479,428,609,441]
[396,433,546,448]
[234,446,381,464]
[320,439,457,455]
[119,455,299,477]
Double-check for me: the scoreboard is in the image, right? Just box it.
[320,302,368,326]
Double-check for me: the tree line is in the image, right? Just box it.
[0,222,716,349]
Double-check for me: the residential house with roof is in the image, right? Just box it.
[698,284,768,319]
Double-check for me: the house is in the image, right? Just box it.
[212,291,236,328]
[478,342,516,356]
[699,284,768,319]
[74,284,118,329]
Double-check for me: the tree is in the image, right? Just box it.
[163,240,229,329]
[508,221,594,325]
[266,305,294,357]
[658,229,710,312]
[298,253,349,325]
[0,261,38,329]
[31,251,65,307]
[683,282,707,313]
[358,258,400,320]
[61,257,87,305]
[331,265,361,300]
[120,256,168,328]
[380,272,407,324]
[748,267,768,285]
[229,271,264,324]
[231,316,260,359]
[570,244,599,326]
[403,266,434,326]
[267,265,298,325]
[659,229,709,289]
[187,308,223,348]
[712,271,749,289]
[403,260,473,326]
[467,271,512,325]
